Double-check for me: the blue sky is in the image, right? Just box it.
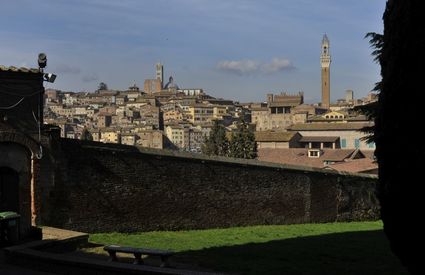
[0,0,385,103]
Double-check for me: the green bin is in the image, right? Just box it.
[0,211,20,245]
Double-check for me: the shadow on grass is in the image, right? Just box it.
[173,229,407,275]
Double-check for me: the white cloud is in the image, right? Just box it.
[261,58,294,74]
[216,59,259,75]
[217,58,294,76]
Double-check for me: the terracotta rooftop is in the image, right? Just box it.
[288,122,372,131]
[257,148,360,168]
[251,107,269,111]
[255,131,297,142]
[326,158,378,174]
[308,114,369,122]
[0,65,41,74]
[362,150,376,160]
[299,136,339,143]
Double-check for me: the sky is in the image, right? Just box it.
[0,0,386,103]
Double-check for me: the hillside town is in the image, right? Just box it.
[43,37,378,174]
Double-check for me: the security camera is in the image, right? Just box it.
[38,53,47,69]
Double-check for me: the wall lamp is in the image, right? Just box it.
[43,73,57,83]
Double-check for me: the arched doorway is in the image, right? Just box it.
[0,167,19,213]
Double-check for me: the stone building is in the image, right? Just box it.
[251,92,304,131]
[144,79,162,94]
[0,66,45,239]
[135,130,163,149]
[288,122,375,151]
[188,104,215,124]
[255,131,301,149]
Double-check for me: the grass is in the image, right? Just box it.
[85,221,407,275]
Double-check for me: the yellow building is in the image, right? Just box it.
[99,128,121,144]
[188,104,214,124]
[165,125,189,149]
[213,106,227,119]
[163,109,183,122]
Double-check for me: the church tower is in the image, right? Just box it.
[321,34,331,109]
[156,62,164,89]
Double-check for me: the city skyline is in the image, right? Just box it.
[0,0,385,103]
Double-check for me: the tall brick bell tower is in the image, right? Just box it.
[321,34,331,109]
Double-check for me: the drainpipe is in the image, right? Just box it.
[30,156,37,226]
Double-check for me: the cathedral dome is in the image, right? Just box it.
[164,76,179,89]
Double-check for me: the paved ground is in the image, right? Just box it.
[0,226,88,275]
[0,250,56,275]
[1,227,217,274]
[0,264,56,275]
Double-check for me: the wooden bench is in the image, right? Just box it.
[104,245,175,267]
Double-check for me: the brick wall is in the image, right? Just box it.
[39,139,379,233]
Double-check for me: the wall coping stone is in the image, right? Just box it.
[61,139,378,180]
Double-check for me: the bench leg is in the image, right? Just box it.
[133,253,144,265]
[160,256,170,267]
[107,251,118,262]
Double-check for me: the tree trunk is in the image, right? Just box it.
[377,1,425,273]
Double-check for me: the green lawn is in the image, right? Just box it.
[86,221,407,275]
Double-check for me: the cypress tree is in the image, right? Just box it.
[228,119,257,159]
[80,128,93,141]
[201,120,229,156]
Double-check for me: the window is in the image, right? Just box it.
[308,149,321,158]
[341,139,347,148]
[354,139,360,149]
[323,142,333,148]
[309,151,318,157]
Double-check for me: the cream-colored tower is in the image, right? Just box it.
[156,62,164,89]
[321,34,331,109]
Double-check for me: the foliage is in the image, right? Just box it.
[355,32,383,144]
[80,128,93,141]
[365,32,384,64]
[202,119,257,159]
[98,82,108,91]
[228,119,257,159]
[354,101,378,143]
[376,1,424,273]
[87,221,407,275]
[201,120,229,156]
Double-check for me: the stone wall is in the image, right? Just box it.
[39,139,379,233]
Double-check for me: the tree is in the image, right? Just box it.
[228,119,257,159]
[354,101,378,143]
[201,120,229,156]
[375,1,424,273]
[98,82,108,91]
[353,32,383,143]
[80,128,93,141]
